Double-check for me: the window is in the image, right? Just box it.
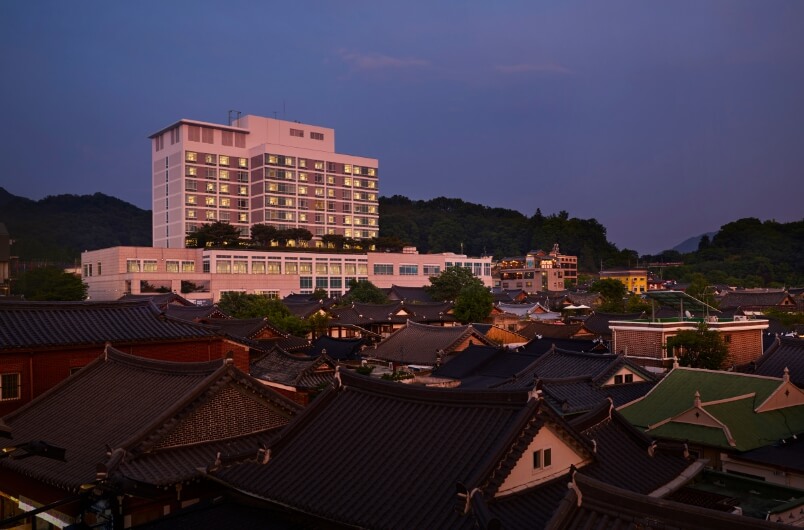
[205,211,216,220]
[300,277,313,289]
[533,448,552,470]
[314,161,324,170]
[311,132,324,141]
[186,151,198,162]
[299,262,312,274]
[143,260,158,272]
[237,171,248,183]
[216,260,231,273]
[238,157,248,168]
[180,261,195,273]
[220,197,231,207]
[185,180,197,192]
[219,155,230,166]
[374,264,393,275]
[423,265,441,276]
[126,260,140,273]
[399,265,418,276]
[233,260,248,274]
[205,197,216,206]
[285,262,298,274]
[206,182,216,193]
[290,128,304,137]
[219,170,229,180]
[238,186,248,195]
[316,277,329,289]
[267,261,281,274]
[0,373,20,401]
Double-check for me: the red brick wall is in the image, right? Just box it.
[724,329,763,366]
[613,330,666,359]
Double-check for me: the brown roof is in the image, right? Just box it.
[519,321,589,340]
[369,321,496,365]
[250,348,336,390]
[718,291,797,310]
[0,346,301,492]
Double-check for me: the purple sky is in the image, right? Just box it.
[1,1,802,254]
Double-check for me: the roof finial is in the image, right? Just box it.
[567,467,583,507]
[694,390,701,408]
[784,367,790,383]
[334,365,342,388]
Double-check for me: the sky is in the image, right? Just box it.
[1,1,802,255]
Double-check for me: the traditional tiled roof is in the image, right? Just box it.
[544,472,785,530]
[563,292,602,307]
[308,335,365,361]
[718,291,797,310]
[282,300,329,319]
[619,367,804,452]
[387,285,433,302]
[369,321,496,365]
[0,346,301,492]
[250,348,336,390]
[472,323,528,345]
[118,292,195,309]
[520,337,609,356]
[164,304,229,321]
[729,436,804,474]
[746,337,804,386]
[209,370,587,530]
[200,317,286,342]
[518,322,588,340]
[496,302,544,317]
[130,495,301,529]
[0,300,216,351]
[583,311,644,337]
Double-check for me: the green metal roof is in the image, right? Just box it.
[620,368,804,451]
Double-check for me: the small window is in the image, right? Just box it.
[533,448,552,470]
[0,373,21,401]
[614,375,623,385]
[624,373,634,383]
[311,132,324,141]
[290,128,304,137]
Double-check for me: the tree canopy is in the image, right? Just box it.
[666,323,729,370]
[187,222,242,248]
[341,279,389,305]
[589,279,627,313]
[15,266,87,301]
[426,266,484,302]
[217,292,309,336]
[453,282,494,324]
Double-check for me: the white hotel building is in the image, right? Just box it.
[150,114,379,248]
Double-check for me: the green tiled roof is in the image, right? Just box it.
[620,367,804,451]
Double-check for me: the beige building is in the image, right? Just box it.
[81,246,492,303]
[150,114,379,249]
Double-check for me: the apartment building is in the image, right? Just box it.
[150,114,379,249]
[81,246,493,303]
[599,269,648,294]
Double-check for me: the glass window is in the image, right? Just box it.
[299,262,312,274]
[399,265,418,276]
[330,263,342,275]
[219,155,230,166]
[252,261,266,274]
[267,261,281,274]
[285,262,298,274]
[186,151,198,162]
[0,373,21,401]
[315,263,328,274]
[142,260,158,272]
[373,264,393,275]
[238,157,248,168]
[216,261,231,273]
[126,260,140,273]
[300,277,313,289]
[233,260,248,274]
[181,261,195,272]
[316,277,329,289]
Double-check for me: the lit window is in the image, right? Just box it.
[205,197,216,206]
[233,260,248,274]
[344,164,352,174]
[126,260,140,273]
[299,172,308,182]
[285,262,298,274]
[205,211,216,220]
[267,262,281,274]
[238,186,248,195]
[186,166,198,176]
[206,183,216,193]
[0,373,21,401]
[314,161,324,170]
[367,168,376,176]
[166,261,179,273]
[353,166,361,175]
[182,261,195,272]
[187,210,196,219]
[204,154,215,164]
[219,170,229,180]
[186,152,198,162]
[219,155,230,166]
[238,213,248,222]
[285,157,294,166]
[143,260,158,272]
[344,178,352,187]
[238,158,248,168]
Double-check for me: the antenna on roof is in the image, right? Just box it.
[227,110,241,126]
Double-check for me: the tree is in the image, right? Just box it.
[187,222,242,248]
[453,282,494,324]
[625,293,650,313]
[307,312,331,340]
[217,292,310,336]
[666,323,729,369]
[685,273,718,309]
[15,266,87,301]
[251,224,278,247]
[426,266,483,302]
[590,279,627,313]
[341,279,389,305]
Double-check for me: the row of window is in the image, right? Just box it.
[265,210,376,226]
[127,260,196,273]
[186,151,249,168]
[186,167,249,182]
[185,182,249,195]
[187,195,249,206]
[187,210,249,223]
[261,169,376,189]
[83,262,102,277]
[262,154,376,176]
[212,259,369,276]
[373,264,443,276]
[445,262,493,277]
[288,128,326,141]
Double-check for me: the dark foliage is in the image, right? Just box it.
[0,187,151,263]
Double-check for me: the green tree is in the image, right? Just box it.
[426,266,483,302]
[217,292,310,336]
[625,293,650,313]
[590,279,627,312]
[685,273,718,309]
[250,224,278,247]
[187,222,242,248]
[453,282,494,324]
[16,266,87,300]
[341,279,389,304]
[307,312,331,340]
[666,323,729,369]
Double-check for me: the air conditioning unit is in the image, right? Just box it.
[734,315,748,321]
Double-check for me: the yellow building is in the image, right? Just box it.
[599,269,648,294]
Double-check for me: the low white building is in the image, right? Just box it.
[81,246,492,304]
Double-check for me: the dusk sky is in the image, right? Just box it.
[1,1,802,255]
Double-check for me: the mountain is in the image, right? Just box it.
[0,187,152,264]
[672,232,717,253]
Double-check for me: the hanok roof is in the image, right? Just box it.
[369,321,496,365]
[518,322,590,340]
[619,367,804,452]
[520,337,609,356]
[118,292,195,309]
[198,318,310,354]
[282,300,329,319]
[491,349,657,415]
[718,291,797,310]
[250,348,336,391]
[164,304,229,322]
[582,311,644,337]
[746,337,804,386]
[0,300,216,351]
[544,472,786,530]
[496,302,545,317]
[209,370,592,530]
[0,347,302,492]
[472,323,528,345]
[308,335,365,361]
[328,301,456,327]
[387,284,434,302]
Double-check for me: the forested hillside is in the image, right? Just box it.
[0,187,151,264]
[379,195,638,271]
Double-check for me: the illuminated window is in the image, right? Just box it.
[299,262,312,274]
[143,260,158,272]
[166,261,179,273]
[238,186,248,195]
[299,172,308,182]
[285,262,298,274]
[298,186,308,195]
[181,261,195,272]
[205,197,216,206]
[284,157,294,166]
[205,211,216,220]
[267,262,281,274]
[344,178,352,187]
[206,183,216,193]
[238,158,248,168]
[353,166,361,175]
[233,260,248,274]
[344,164,352,174]
[219,170,229,180]
[216,260,231,273]
[204,154,215,164]
[219,155,230,166]
[187,210,196,219]
[126,260,140,273]
[186,166,198,176]
[367,168,376,176]
[186,152,198,162]
[314,161,324,170]
[238,213,247,222]
[268,154,279,164]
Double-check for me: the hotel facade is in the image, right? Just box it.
[150,114,379,249]
[81,246,493,303]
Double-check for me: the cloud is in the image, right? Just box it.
[338,49,430,71]
[495,62,572,75]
